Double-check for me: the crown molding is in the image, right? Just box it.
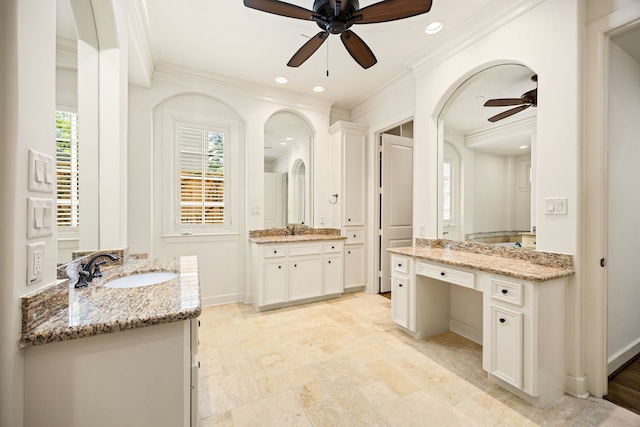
[411,0,546,78]
[128,0,154,87]
[152,62,333,114]
[465,114,536,147]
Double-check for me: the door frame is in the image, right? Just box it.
[584,5,640,398]
[374,119,414,294]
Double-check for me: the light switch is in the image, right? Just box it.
[28,149,54,193]
[546,200,555,213]
[27,198,53,238]
[545,197,568,215]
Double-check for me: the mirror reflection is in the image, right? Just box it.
[56,0,100,264]
[263,111,313,228]
[440,64,537,248]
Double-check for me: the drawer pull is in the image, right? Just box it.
[398,263,402,267]
[294,264,297,268]
[440,272,445,276]
[328,260,332,264]
[348,251,351,254]
[348,218,351,222]
[278,266,281,269]
[501,289,508,294]
[273,250,278,254]
[331,246,335,249]
[353,234,357,238]
[499,318,506,323]
[398,283,403,287]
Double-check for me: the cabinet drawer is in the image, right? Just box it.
[323,241,343,254]
[289,243,322,256]
[491,279,524,306]
[264,246,287,258]
[392,256,409,275]
[416,262,475,289]
[345,227,364,244]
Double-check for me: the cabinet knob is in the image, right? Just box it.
[273,250,277,254]
[353,235,357,238]
[294,264,297,267]
[440,272,445,276]
[501,289,508,294]
[348,218,351,222]
[499,318,506,323]
[348,251,351,254]
[331,246,335,249]
[278,266,282,269]
[399,283,403,287]
[328,260,332,264]
[398,263,402,267]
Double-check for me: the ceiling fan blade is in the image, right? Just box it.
[340,30,377,69]
[488,105,530,123]
[484,98,526,107]
[243,0,317,21]
[287,31,329,67]
[355,0,432,24]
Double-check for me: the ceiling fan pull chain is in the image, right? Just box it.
[326,38,330,77]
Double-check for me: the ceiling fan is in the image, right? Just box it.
[483,74,538,122]
[243,0,433,69]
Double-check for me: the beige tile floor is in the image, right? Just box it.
[197,292,640,426]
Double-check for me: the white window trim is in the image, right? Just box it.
[442,158,455,227]
[161,107,240,240]
[56,109,80,236]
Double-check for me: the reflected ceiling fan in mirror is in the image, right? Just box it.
[243,0,433,69]
[484,74,538,122]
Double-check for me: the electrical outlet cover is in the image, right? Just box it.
[27,242,45,285]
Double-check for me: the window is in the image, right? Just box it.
[56,111,80,231]
[177,124,228,231]
[442,160,453,225]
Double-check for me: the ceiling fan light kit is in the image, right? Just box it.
[244,0,433,69]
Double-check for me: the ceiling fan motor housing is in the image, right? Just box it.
[313,0,359,33]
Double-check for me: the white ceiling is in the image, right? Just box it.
[143,0,502,108]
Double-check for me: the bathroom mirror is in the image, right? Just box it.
[56,0,100,264]
[263,111,314,228]
[438,64,537,246]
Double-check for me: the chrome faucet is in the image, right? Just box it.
[75,253,120,288]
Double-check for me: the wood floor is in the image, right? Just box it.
[606,355,640,415]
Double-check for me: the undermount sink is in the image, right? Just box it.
[104,272,178,289]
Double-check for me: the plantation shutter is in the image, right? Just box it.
[56,111,80,229]
[178,126,225,225]
[442,161,452,224]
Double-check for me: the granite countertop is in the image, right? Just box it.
[249,234,347,244]
[388,241,574,282]
[20,256,201,348]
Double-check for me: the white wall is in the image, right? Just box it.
[127,70,332,305]
[1,1,57,425]
[607,40,640,372]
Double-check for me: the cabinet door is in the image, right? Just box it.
[323,255,343,295]
[490,305,523,388]
[343,132,365,226]
[344,244,365,288]
[289,257,322,300]
[392,276,411,329]
[264,260,287,305]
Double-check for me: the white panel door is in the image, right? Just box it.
[381,134,413,292]
[264,173,285,228]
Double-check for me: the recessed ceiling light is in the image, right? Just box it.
[425,21,444,34]
[313,85,325,93]
[286,137,293,141]
[280,142,288,146]
[275,76,288,84]
[520,145,529,149]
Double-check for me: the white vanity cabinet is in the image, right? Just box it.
[24,319,198,427]
[482,274,567,407]
[251,239,344,311]
[329,121,367,292]
[389,252,569,408]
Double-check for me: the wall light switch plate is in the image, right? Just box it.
[250,206,261,216]
[27,242,45,285]
[545,197,568,215]
[28,149,54,193]
[27,198,54,238]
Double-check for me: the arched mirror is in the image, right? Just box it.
[56,0,100,264]
[439,64,537,248]
[264,111,313,228]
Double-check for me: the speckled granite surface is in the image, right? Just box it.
[20,256,201,348]
[389,239,574,282]
[249,227,345,244]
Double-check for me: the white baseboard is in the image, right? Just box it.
[449,319,483,345]
[608,337,640,375]
[565,374,589,399]
[201,293,244,307]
